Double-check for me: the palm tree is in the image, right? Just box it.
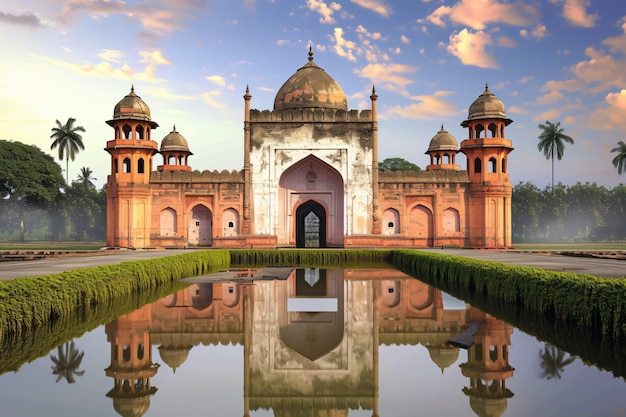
[538,343,576,381]
[50,117,86,185]
[50,340,86,383]
[76,166,97,189]
[537,121,574,190]
[610,140,626,177]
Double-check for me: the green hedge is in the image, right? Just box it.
[391,249,626,338]
[230,248,392,267]
[0,250,230,344]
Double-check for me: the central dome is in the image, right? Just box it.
[274,49,348,112]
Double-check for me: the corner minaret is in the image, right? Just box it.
[460,84,514,248]
[105,86,159,248]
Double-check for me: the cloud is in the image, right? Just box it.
[447,29,499,69]
[0,11,44,27]
[570,46,626,92]
[400,34,410,44]
[54,0,202,38]
[382,91,457,120]
[420,0,539,30]
[520,24,548,40]
[34,49,170,83]
[307,0,341,24]
[351,0,392,17]
[206,75,227,87]
[354,62,417,93]
[536,90,564,105]
[276,39,290,46]
[201,90,228,109]
[98,49,124,63]
[588,90,626,130]
[330,27,357,61]
[549,0,598,28]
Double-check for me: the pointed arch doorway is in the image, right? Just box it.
[296,200,326,248]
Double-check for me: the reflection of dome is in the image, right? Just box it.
[426,344,460,373]
[113,86,152,121]
[160,126,191,152]
[112,396,151,417]
[466,84,512,122]
[158,345,191,372]
[469,396,508,417]
[427,125,458,152]
[274,48,348,112]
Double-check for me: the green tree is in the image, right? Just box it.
[50,341,85,384]
[379,157,421,171]
[64,181,105,240]
[50,117,86,185]
[537,121,574,190]
[0,140,64,242]
[76,166,97,189]
[610,140,626,177]
[512,182,542,241]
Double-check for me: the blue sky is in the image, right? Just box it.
[2,0,626,189]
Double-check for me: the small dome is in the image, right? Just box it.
[466,84,509,121]
[427,344,460,372]
[112,397,151,417]
[160,126,190,152]
[112,86,152,121]
[427,125,458,152]
[274,48,348,112]
[158,345,191,372]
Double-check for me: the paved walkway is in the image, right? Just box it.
[0,248,623,281]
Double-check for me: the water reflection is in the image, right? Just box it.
[103,268,517,417]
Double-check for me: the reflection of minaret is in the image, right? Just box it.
[459,308,514,417]
[105,304,159,417]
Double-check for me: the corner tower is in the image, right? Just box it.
[460,85,514,248]
[105,86,159,248]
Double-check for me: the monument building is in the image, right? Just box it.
[105,49,513,249]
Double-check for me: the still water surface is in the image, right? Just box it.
[1,268,624,417]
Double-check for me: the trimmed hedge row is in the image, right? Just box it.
[391,249,626,338]
[230,248,392,267]
[0,250,230,344]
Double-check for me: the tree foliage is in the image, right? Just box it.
[537,121,574,189]
[0,140,65,241]
[379,157,421,171]
[512,181,626,242]
[50,117,85,185]
[611,140,626,176]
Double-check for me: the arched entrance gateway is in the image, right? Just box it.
[296,200,327,248]
[278,155,344,248]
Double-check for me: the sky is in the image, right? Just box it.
[2,0,626,190]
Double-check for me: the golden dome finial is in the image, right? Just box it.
[308,46,313,61]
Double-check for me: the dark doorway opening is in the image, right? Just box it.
[296,200,326,248]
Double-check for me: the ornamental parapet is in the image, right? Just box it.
[249,108,372,122]
[378,169,470,183]
[150,169,243,183]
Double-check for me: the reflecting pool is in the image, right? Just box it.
[1,268,624,417]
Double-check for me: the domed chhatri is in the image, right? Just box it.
[273,47,348,112]
[466,84,511,123]
[427,124,458,152]
[111,85,152,122]
[160,125,190,152]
